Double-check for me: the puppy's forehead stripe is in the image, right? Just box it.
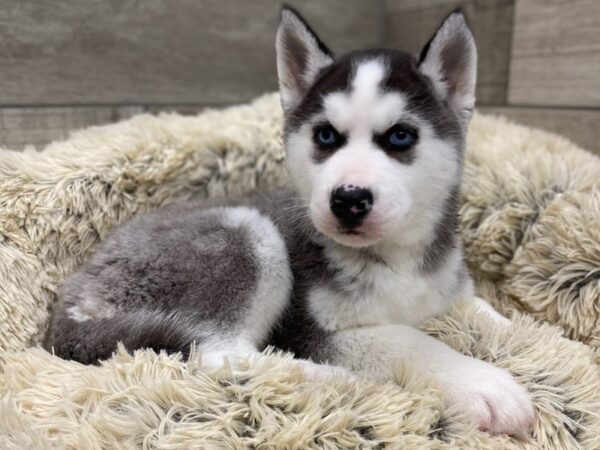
[324,59,411,136]
[351,59,386,102]
[324,59,384,131]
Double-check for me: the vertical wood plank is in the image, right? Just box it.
[509,0,600,107]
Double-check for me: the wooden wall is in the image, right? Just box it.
[0,0,384,150]
[385,0,600,153]
[1,0,598,154]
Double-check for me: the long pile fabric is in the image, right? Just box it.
[0,94,599,449]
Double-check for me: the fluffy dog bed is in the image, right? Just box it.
[0,94,599,449]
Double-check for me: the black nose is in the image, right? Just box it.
[330,185,373,228]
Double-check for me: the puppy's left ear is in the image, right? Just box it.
[276,6,333,113]
[419,11,477,124]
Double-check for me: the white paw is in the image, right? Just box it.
[443,357,534,437]
[472,296,512,326]
[295,359,356,382]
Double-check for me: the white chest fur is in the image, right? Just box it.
[307,244,470,331]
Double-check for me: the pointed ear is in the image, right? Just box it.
[419,11,477,124]
[276,6,334,113]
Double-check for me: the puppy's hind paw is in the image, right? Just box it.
[295,359,357,382]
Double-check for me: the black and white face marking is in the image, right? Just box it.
[276,8,476,249]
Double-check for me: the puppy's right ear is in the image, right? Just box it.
[276,6,333,113]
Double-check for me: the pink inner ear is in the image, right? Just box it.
[277,8,334,112]
[282,33,310,91]
[419,21,476,116]
[440,34,473,95]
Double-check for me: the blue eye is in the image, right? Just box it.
[388,129,416,149]
[318,128,336,145]
[314,125,341,148]
[374,125,418,158]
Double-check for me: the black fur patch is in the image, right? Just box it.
[420,184,460,272]
[285,49,463,153]
[312,122,348,163]
[372,122,419,165]
[381,51,463,145]
[285,54,355,134]
[253,188,336,361]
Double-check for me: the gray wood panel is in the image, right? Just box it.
[2,0,598,153]
[384,0,514,105]
[509,0,600,107]
[0,0,384,107]
[0,106,142,150]
[479,106,600,155]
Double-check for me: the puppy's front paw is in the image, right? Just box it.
[443,358,534,438]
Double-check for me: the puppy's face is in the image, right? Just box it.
[276,9,477,248]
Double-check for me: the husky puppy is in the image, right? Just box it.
[46,7,533,436]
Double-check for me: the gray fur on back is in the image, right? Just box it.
[46,202,270,363]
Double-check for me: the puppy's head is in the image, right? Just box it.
[276,7,476,248]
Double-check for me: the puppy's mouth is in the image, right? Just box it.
[310,202,385,247]
[329,227,383,248]
[338,227,363,236]
[316,219,384,247]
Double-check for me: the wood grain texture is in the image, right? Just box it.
[509,0,600,107]
[0,106,142,150]
[2,0,598,153]
[0,0,384,107]
[479,106,600,154]
[384,0,514,105]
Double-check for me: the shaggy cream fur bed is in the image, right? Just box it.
[0,94,599,449]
